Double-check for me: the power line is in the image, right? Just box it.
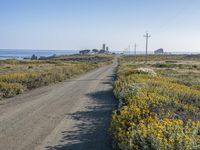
[144,32,151,63]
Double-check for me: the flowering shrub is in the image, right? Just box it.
[0,82,25,98]
[136,67,157,76]
[111,64,200,150]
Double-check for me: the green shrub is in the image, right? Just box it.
[111,63,200,150]
[0,82,25,98]
[0,56,112,99]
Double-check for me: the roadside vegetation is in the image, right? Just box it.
[0,55,113,99]
[111,55,200,150]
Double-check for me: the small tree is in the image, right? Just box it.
[92,49,99,53]
[31,54,37,60]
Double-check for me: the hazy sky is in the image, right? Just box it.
[0,0,200,52]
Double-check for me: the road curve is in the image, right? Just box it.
[0,59,117,150]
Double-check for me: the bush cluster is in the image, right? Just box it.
[0,82,25,98]
[111,64,200,150]
[0,60,107,99]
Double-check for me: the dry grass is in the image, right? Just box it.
[0,55,113,99]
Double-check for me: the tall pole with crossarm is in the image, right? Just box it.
[144,32,151,63]
[134,43,137,55]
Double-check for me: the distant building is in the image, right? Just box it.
[79,44,110,55]
[106,46,109,51]
[99,49,106,54]
[39,56,48,60]
[102,44,106,51]
[79,50,90,55]
[154,48,164,54]
[99,44,110,54]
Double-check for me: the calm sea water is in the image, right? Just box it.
[0,49,79,60]
[0,49,199,60]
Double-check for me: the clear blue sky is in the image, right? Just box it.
[0,0,199,52]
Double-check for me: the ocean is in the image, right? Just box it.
[0,49,79,60]
[0,49,199,60]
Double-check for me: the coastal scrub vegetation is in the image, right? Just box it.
[0,55,113,99]
[111,55,200,150]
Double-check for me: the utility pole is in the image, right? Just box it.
[144,32,151,63]
[128,45,131,61]
[134,43,137,55]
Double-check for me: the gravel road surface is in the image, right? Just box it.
[0,59,117,150]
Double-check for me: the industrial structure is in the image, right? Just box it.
[79,44,110,55]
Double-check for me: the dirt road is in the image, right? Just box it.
[0,59,117,150]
